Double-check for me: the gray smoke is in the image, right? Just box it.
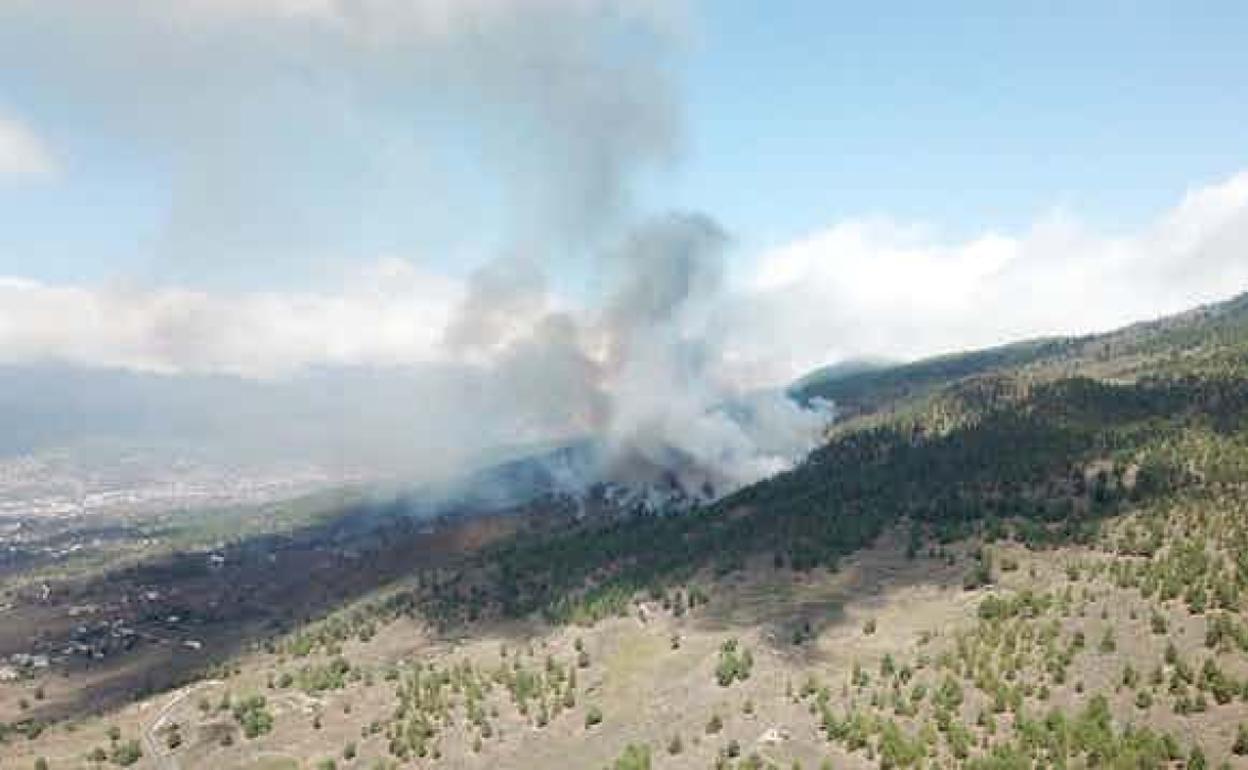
[0,1,831,500]
[443,212,832,499]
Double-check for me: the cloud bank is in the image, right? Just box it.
[0,260,459,377]
[719,170,1248,387]
[6,170,1248,387]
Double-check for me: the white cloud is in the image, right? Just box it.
[718,170,1248,387]
[0,114,55,179]
[0,259,462,378]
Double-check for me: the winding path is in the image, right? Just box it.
[141,680,220,770]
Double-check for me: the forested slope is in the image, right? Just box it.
[453,290,1248,625]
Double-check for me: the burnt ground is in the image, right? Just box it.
[0,503,530,721]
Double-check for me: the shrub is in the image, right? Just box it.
[613,744,651,770]
[1150,611,1168,634]
[585,705,603,728]
[1232,724,1248,756]
[109,739,142,767]
[1099,627,1117,653]
[232,694,274,739]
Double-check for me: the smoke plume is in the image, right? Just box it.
[0,0,831,500]
[441,212,831,498]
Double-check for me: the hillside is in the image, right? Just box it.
[792,290,1248,420]
[3,291,1248,770]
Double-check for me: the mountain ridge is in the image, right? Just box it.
[791,287,1248,421]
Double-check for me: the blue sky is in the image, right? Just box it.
[673,1,1248,249]
[3,2,1247,286]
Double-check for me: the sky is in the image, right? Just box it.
[1,2,1248,407]
[677,2,1248,246]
